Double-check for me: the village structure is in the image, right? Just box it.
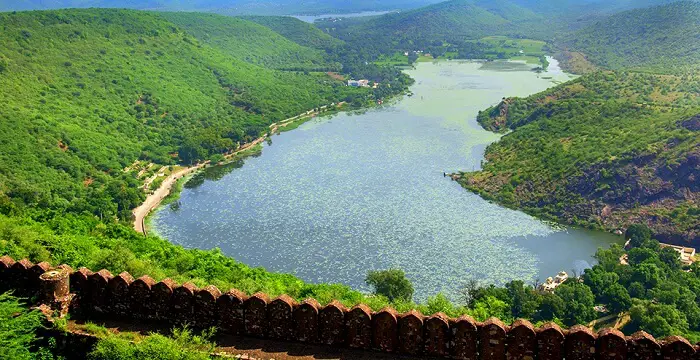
[659,243,697,265]
[347,79,370,87]
[620,240,697,266]
[538,271,569,292]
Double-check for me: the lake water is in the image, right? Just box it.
[152,59,622,301]
[293,11,395,23]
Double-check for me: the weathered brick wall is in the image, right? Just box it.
[2,255,699,359]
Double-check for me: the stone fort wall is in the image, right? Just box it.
[1,255,698,360]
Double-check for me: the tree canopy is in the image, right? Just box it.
[365,269,415,302]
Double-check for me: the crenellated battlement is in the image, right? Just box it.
[1,255,698,359]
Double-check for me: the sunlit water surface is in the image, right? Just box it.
[293,11,396,23]
[153,59,622,301]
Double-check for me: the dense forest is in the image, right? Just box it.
[156,12,340,71]
[241,15,344,51]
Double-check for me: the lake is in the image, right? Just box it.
[293,11,395,23]
[152,58,623,301]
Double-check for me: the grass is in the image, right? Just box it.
[375,53,410,66]
[478,36,546,54]
[511,55,542,65]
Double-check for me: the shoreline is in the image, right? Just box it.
[132,102,346,235]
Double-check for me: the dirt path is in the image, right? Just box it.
[132,104,344,235]
[132,165,203,235]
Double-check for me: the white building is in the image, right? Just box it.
[348,79,370,87]
[538,271,569,292]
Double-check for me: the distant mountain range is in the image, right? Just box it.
[1,0,684,16]
[317,0,688,57]
[0,0,444,14]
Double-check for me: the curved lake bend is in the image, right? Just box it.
[152,60,622,301]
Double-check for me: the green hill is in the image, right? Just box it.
[560,1,700,72]
[324,0,541,44]
[461,71,699,244]
[158,12,339,71]
[241,15,344,51]
[0,8,367,219]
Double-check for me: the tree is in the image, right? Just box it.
[505,280,541,318]
[594,245,625,271]
[459,279,480,306]
[632,263,663,288]
[536,293,565,321]
[583,266,620,301]
[628,282,647,299]
[650,282,681,305]
[470,295,511,322]
[425,293,454,315]
[629,300,688,338]
[554,281,596,326]
[602,283,632,313]
[365,269,414,302]
[626,224,652,248]
[659,247,682,270]
[627,247,659,266]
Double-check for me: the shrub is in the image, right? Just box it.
[0,293,45,360]
[365,269,414,302]
[89,328,215,360]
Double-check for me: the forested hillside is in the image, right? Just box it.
[157,12,339,71]
[242,15,344,51]
[462,71,699,243]
[561,1,700,72]
[0,9,369,221]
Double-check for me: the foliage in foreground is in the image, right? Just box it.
[89,328,215,360]
[0,293,46,360]
[4,211,700,340]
